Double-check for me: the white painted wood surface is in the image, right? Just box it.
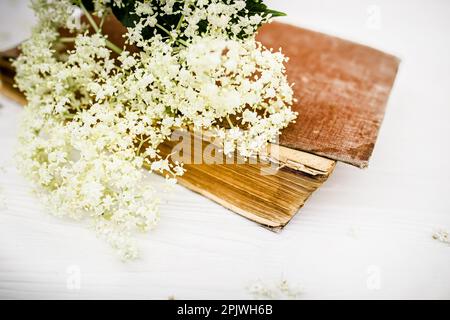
[0,0,449,299]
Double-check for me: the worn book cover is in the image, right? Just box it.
[257,22,400,168]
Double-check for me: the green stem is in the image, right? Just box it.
[175,15,184,33]
[99,12,107,30]
[155,23,173,37]
[106,40,123,55]
[155,23,188,47]
[80,1,100,33]
[58,37,121,54]
[177,38,189,47]
[137,136,151,155]
[59,37,76,43]
[226,116,234,128]
[79,2,123,54]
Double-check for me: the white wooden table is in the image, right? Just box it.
[0,0,449,299]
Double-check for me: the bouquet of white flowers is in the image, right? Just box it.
[13,0,296,260]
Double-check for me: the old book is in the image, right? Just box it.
[0,48,26,105]
[0,21,399,230]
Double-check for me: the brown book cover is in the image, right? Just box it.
[257,22,400,168]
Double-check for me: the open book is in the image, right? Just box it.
[0,22,399,230]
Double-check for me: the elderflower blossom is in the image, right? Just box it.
[14,0,297,259]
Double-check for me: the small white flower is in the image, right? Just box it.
[14,0,297,260]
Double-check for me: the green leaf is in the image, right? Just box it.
[111,0,139,28]
[266,9,287,17]
[245,0,286,17]
[92,0,286,42]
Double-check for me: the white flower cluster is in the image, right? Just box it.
[127,0,271,46]
[432,229,450,245]
[14,0,296,259]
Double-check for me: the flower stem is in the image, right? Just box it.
[177,38,189,47]
[175,15,184,33]
[226,116,234,128]
[155,23,172,37]
[136,136,151,155]
[105,40,123,55]
[79,1,123,54]
[155,23,188,47]
[58,37,121,54]
[59,37,76,43]
[99,12,107,30]
[80,2,100,33]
